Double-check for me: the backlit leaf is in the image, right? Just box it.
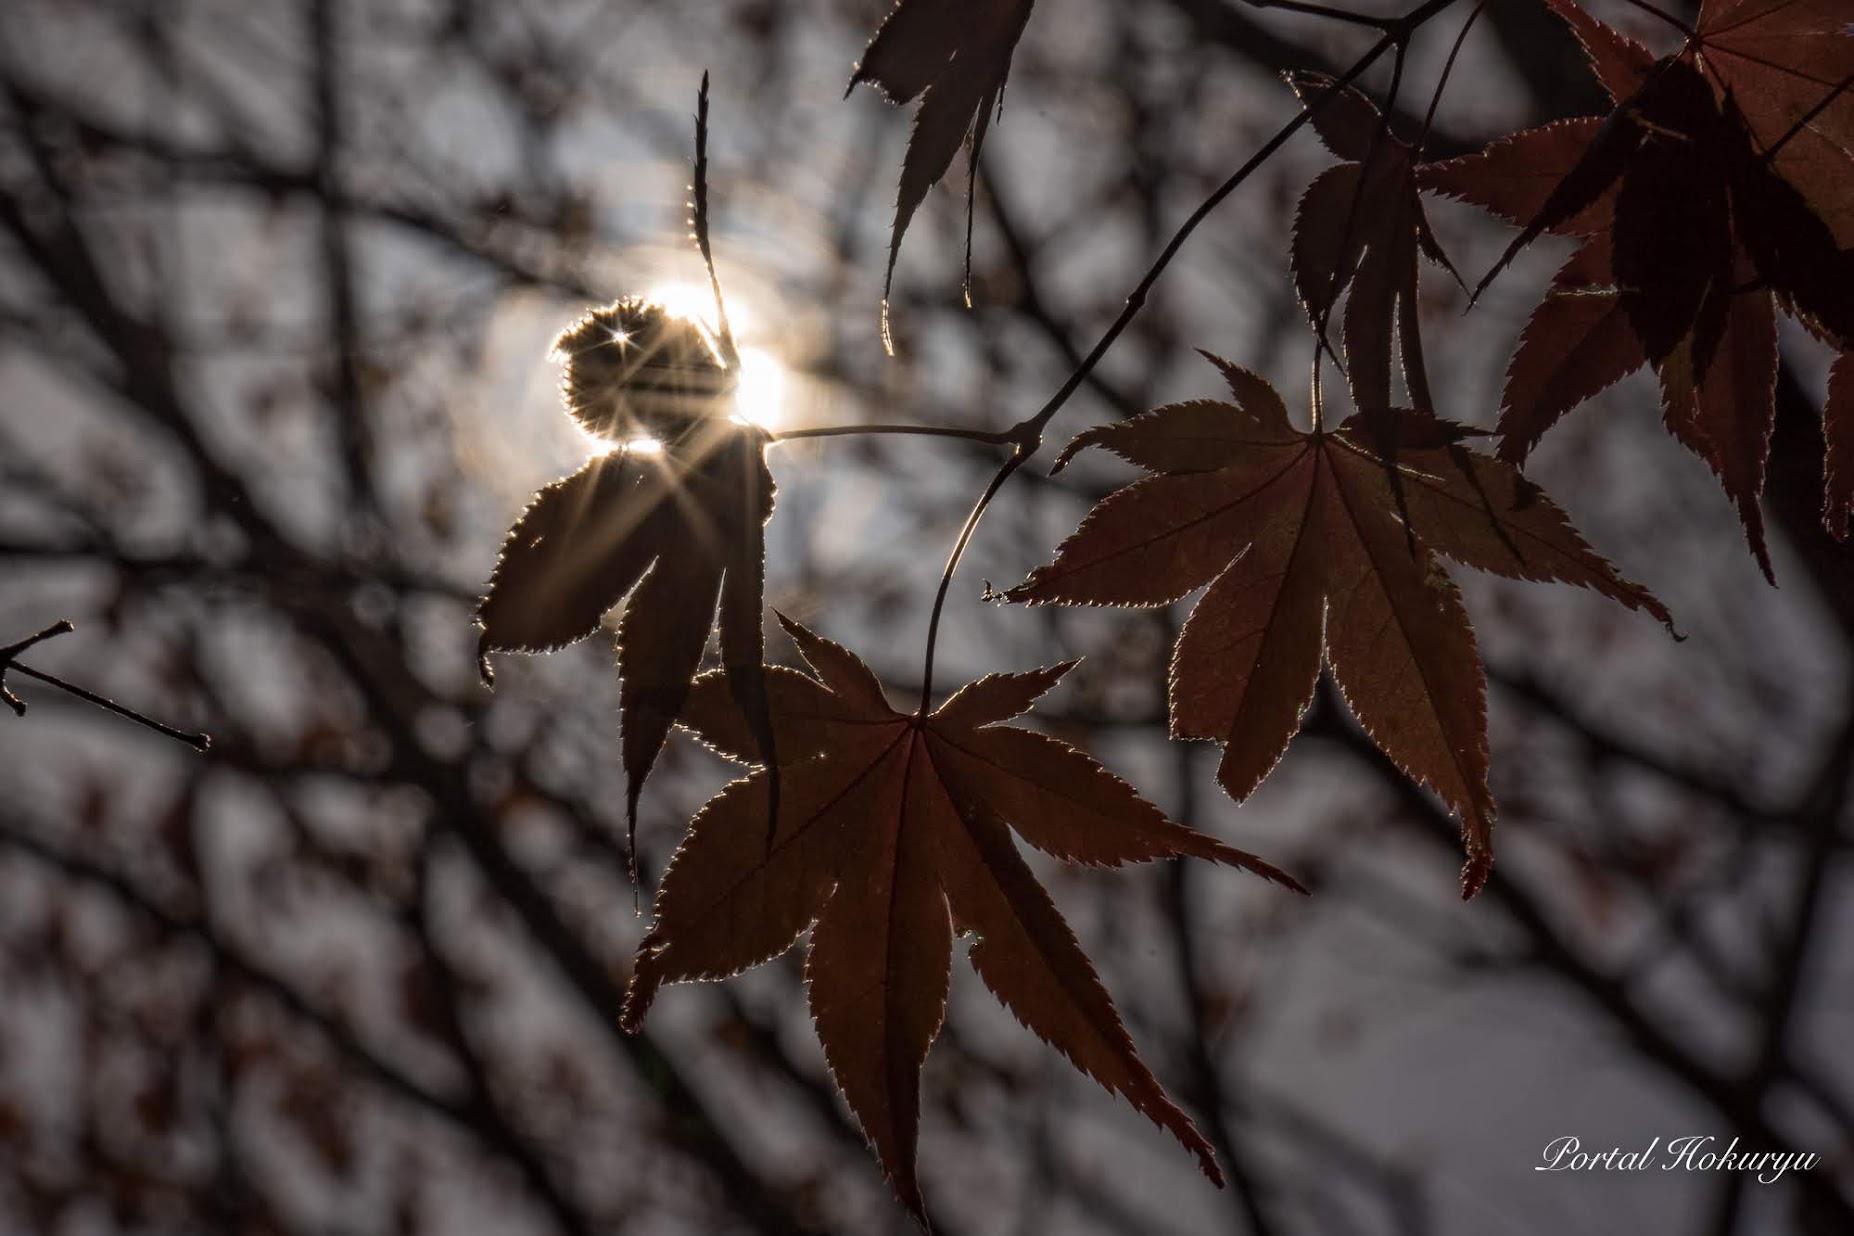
[478,308,776,849]
[1010,357,1673,895]
[623,616,1302,1220]
[1286,73,1454,413]
[1423,0,1854,568]
[850,0,1037,328]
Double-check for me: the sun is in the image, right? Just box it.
[731,348,787,431]
[643,281,789,432]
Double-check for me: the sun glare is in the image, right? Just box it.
[641,281,789,433]
[572,426,664,457]
[733,348,787,430]
[645,281,747,333]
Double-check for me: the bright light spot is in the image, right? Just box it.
[733,348,787,430]
[646,281,747,333]
[641,280,788,430]
[573,428,662,458]
[576,424,620,456]
[609,328,631,346]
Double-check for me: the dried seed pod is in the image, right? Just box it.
[552,297,736,443]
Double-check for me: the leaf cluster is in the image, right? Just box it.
[472,0,1853,1221]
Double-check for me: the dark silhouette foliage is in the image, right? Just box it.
[5,0,1854,1232]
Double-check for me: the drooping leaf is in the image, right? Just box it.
[1289,69,1386,162]
[1422,0,1854,568]
[1286,72,1456,414]
[850,0,1037,325]
[478,304,776,848]
[1497,242,1646,464]
[623,616,1302,1220]
[1609,58,1734,368]
[1721,91,1854,352]
[1417,117,1616,237]
[1658,259,1779,579]
[1009,356,1673,896]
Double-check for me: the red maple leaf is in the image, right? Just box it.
[1286,71,1458,414]
[622,615,1301,1220]
[478,302,777,848]
[1417,0,1854,570]
[1008,354,1673,895]
[850,0,1037,330]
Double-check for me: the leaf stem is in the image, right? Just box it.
[1241,0,1400,32]
[772,422,1017,445]
[1416,0,1486,158]
[1310,345,1326,435]
[917,445,1031,715]
[1,620,211,751]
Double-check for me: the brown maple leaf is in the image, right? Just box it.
[621,615,1301,1221]
[1007,354,1674,896]
[1286,71,1456,414]
[849,0,1036,330]
[478,302,776,849]
[1418,0,1854,576]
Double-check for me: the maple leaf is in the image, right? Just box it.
[477,302,777,848]
[1286,72,1456,414]
[1416,0,1854,575]
[1007,355,1674,896]
[849,0,1036,325]
[621,615,1301,1221]
[1495,232,1782,576]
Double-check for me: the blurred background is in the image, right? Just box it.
[1,1,1850,1233]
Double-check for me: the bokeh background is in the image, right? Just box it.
[1,1,1851,1233]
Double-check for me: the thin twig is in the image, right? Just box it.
[918,445,1032,714]
[1242,0,1400,32]
[0,620,210,750]
[1415,0,1485,158]
[912,0,1471,706]
[772,422,1017,445]
[1012,26,1402,445]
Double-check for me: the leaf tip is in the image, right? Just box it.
[1459,848,1493,900]
[996,578,1035,605]
[1048,434,1095,473]
[619,955,660,1034]
[1196,1141,1226,1188]
[625,780,644,891]
[771,608,803,643]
